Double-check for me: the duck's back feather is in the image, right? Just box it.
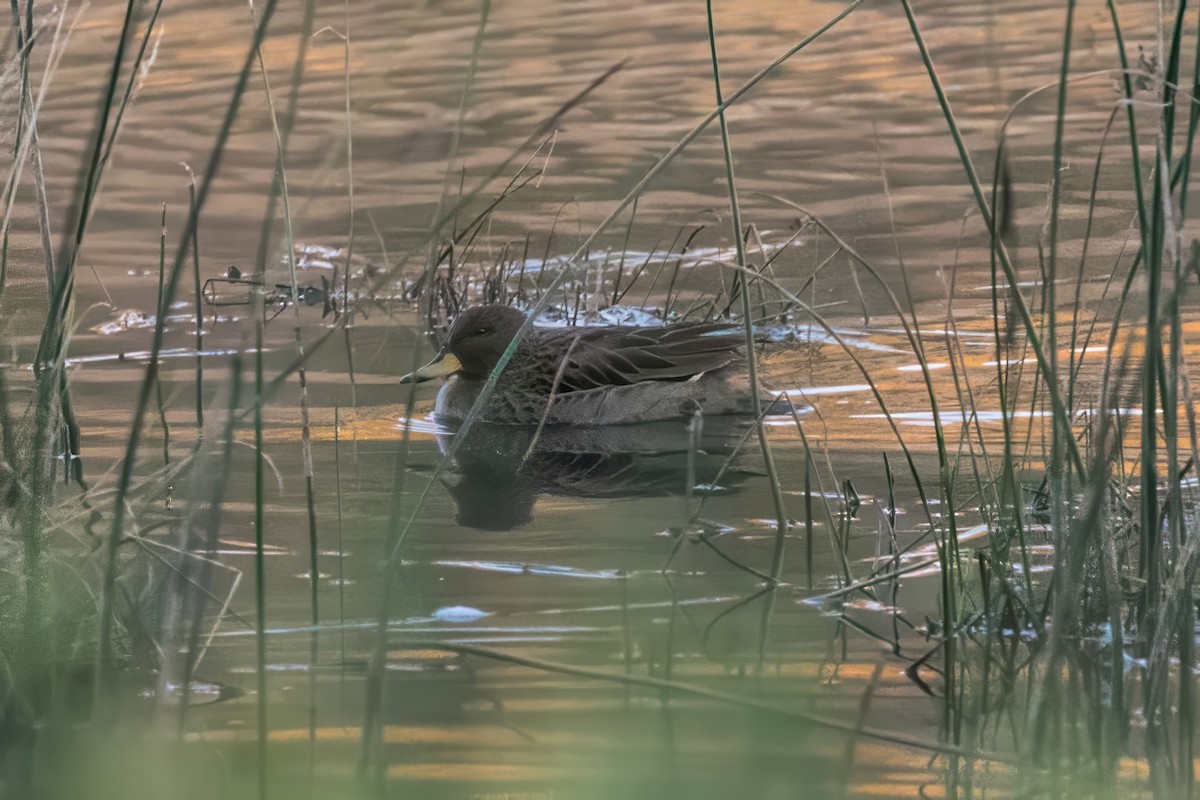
[542,323,744,393]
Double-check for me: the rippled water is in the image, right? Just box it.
[0,0,1181,796]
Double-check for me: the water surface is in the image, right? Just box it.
[0,0,1180,796]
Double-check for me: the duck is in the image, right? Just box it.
[399,304,760,425]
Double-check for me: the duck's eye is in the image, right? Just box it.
[473,327,490,336]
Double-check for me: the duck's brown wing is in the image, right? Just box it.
[547,323,744,393]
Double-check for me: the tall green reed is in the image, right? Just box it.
[703,0,790,587]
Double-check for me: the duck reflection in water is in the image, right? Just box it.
[435,417,757,531]
[400,305,775,530]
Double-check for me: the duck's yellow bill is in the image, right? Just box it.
[399,352,462,384]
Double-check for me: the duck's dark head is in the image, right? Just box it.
[400,305,527,383]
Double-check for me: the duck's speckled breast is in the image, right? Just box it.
[434,372,547,424]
